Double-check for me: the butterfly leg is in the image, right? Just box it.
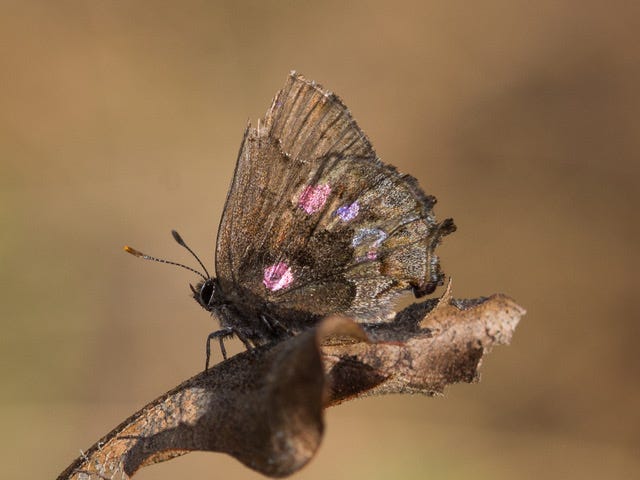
[233,329,255,352]
[260,314,276,332]
[261,314,294,337]
[205,327,234,370]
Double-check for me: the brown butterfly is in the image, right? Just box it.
[126,72,455,368]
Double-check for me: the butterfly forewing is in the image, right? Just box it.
[215,72,454,331]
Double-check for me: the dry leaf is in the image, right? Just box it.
[57,289,524,479]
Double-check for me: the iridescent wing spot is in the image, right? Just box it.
[298,184,331,214]
[263,262,294,291]
[351,228,388,261]
[335,201,360,222]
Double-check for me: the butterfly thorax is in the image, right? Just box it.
[193,277,311,345]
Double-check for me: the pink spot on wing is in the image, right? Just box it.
[336,201,360,221]
[298,184,331,214]
[263,262,294,291]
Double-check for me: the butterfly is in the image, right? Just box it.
[126,72,455,369]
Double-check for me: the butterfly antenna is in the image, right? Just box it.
[170,230,211,278]
[123,245,208,281]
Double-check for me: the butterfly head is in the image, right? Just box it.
[192,277,220,312]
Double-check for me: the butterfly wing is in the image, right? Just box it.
[215,72,455,328]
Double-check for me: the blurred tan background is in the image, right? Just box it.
[1,1,638,479]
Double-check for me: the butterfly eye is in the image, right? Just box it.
[199,280,215,307]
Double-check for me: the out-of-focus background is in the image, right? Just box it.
[2,1,638,479]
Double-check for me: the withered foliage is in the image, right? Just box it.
[57,286,523,479]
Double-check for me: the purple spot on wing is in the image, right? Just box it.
[298,184,331,214]
[336,201,360,221]
[263,262,294,291]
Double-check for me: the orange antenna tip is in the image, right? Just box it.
[122,241,209,280]
[124,245,144,257]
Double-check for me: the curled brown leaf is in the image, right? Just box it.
[57,289,524,479]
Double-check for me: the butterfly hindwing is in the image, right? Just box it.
[215,72,455,330]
